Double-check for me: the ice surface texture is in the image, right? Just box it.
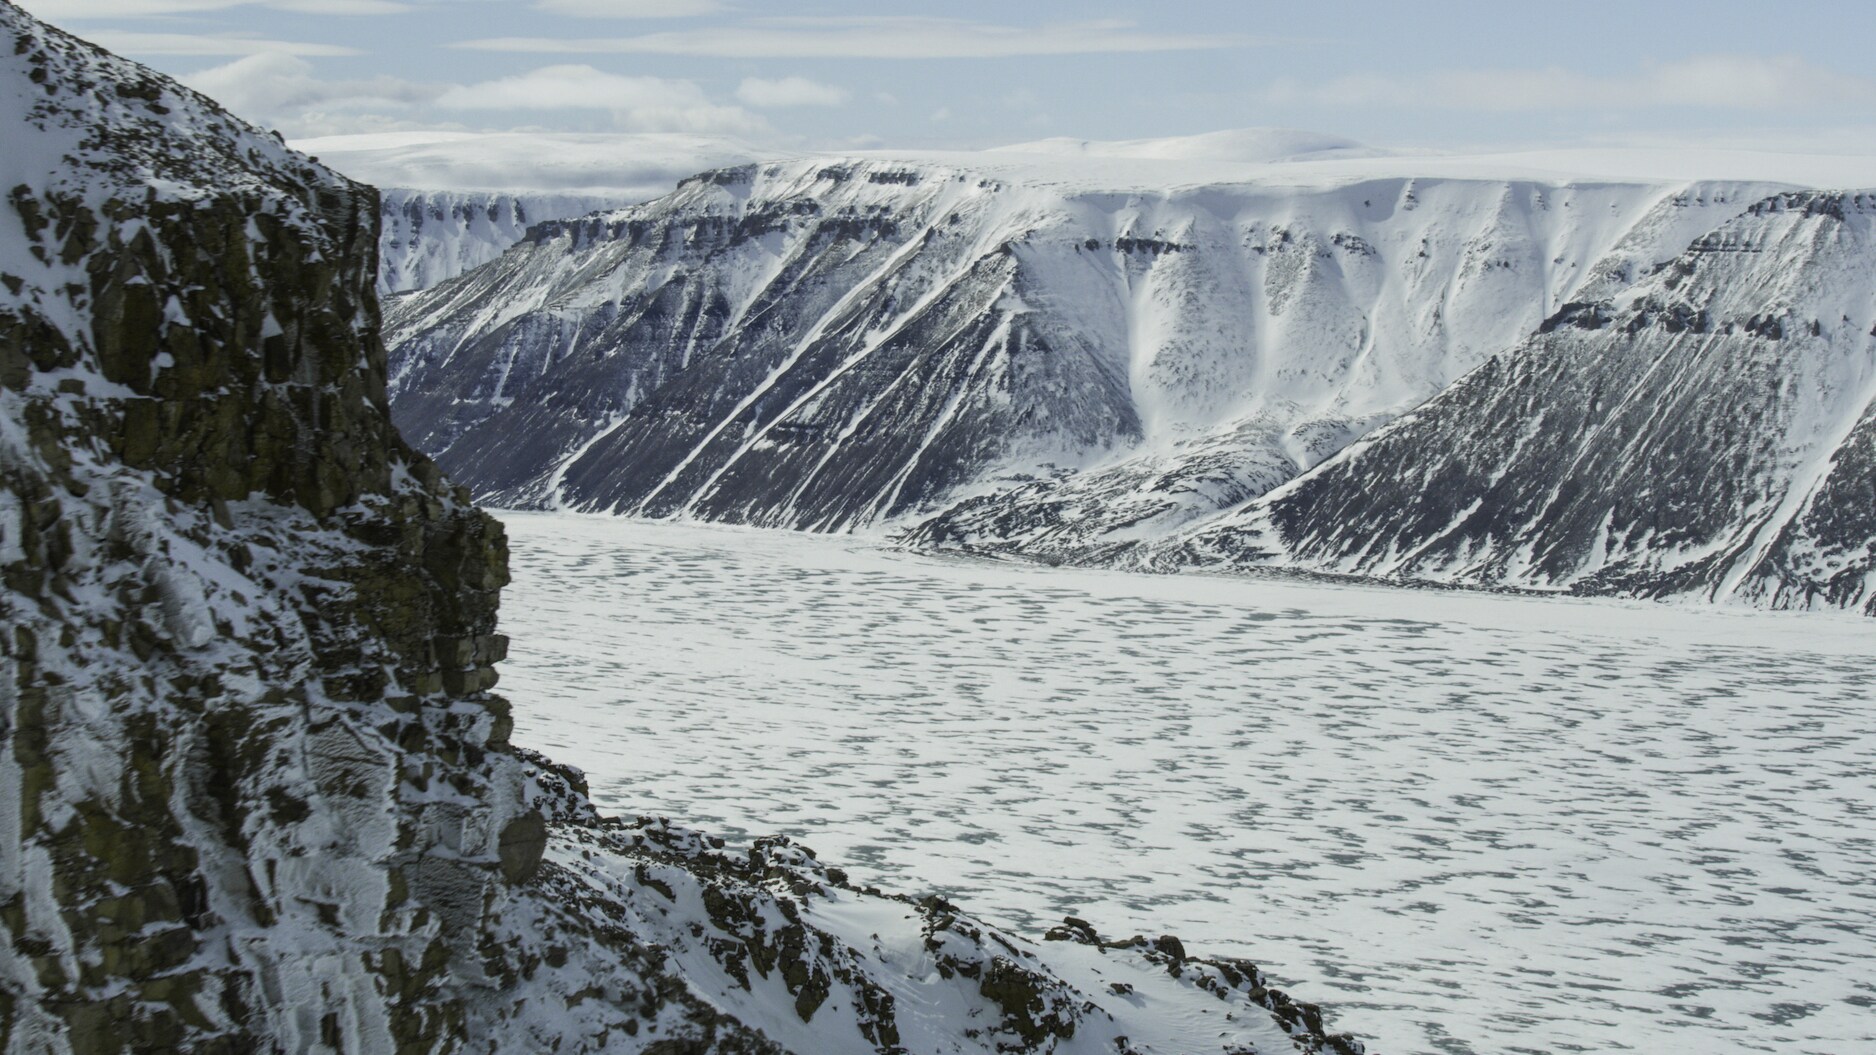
[503,514,1876,1055]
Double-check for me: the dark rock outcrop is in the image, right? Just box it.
[0,5,525,1047]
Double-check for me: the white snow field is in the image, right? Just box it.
[496,512,1876,1055]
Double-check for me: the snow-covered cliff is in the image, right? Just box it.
[383,153,1780,532]
[376,189,624,295]
[293,132,771,295]
[1153,191,1876,615]
[0,5,1370,1052]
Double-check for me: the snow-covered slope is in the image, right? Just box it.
[383,139,1876,615]
[1150,191,1876,615]
[376,188,624,294]
[384,152,1788,537]
[0,5,1370,1052]
[292,133,772,294]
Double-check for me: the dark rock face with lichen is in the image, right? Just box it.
[0,6,1369,1053]
[0,4,526,1048]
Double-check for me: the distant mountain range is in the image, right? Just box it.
[915,192,1876,618]
[379,142,1876,617]
[292,132,774,293]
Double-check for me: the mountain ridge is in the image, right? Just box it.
[382,155,1786,522]
[292,132,775,295]
[376,187,626,294]
[383,149,1876,616]
[1150,190,1876,615]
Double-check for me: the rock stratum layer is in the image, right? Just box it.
[0,6,1365,1054]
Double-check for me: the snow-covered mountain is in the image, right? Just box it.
[910,191,1876,616]
[376,188,623,294]
[293,132,772,294]
[385,144,1876,615]
[384,151,1785,531]
[1147,190,1876,615]
[0,6,1369,1052]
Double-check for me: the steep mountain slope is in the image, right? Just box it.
[376,189,624,294]
[0,5,1369,1053]
[294,132,771,295]
[1149,191,1876,614]
[386,153,1779,532]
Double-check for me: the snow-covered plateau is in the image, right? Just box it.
[500,512,1876,1055]
[382,141,1876,616]
[291,132,773,294]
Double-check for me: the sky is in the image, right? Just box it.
[17,0,1876,155]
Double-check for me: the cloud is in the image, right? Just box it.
[36,0,410,16]
[263,0,409,11]
[283,111,467,138]
[182,51,440,115]
[174,52,773,139]
[83,30,360,55]
[438,65,765,134]
[1264,55,1876,113]
[533,0,724,16]
[453,17,1253,59]
[735,76,846,109]
[1001,88,1042,112]
[437,64,688,109]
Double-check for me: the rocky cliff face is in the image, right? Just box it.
[384,155,1772,532]
[0,6,1370,1053]
[0,5,532,1047]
